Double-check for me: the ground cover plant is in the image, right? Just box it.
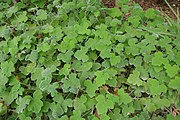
[0,0,180,119]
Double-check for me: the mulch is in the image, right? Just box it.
[102,0,180,20]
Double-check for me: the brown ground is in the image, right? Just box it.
[102,0,180,20]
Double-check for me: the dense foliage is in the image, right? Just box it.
[0,0,179,120]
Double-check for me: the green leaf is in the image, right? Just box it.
[95,71,109,86]
[109,108,122,120]
[128,15,141,27]
[36,9,47,20]
[84,80,98,97]
[168,77,180,92]
[28,90,43,113]
[62,73,81,94]
[79,62,93,71]
[152,52,168,66]
[175,52,180,66]
[62,98,73,112]
[6,6,18,18]
[96,95,114,115]
[40,43,51,52]
[115,43,124,54]
[70,110,85,120]
[107,7,122,18]
[118,88,132,105]
[145,8,157,19]
[74,95,87,113]
[110,18,121,26]
[125,45,140,56]
[18,113,32,120]
[0,1,179,119]
[59,64,71,76]
[0,74,8,87]
[18,11,28,23]
[144,99,156,112]
[57,36,77,53]
[16,96,32,113]
[164,64,179,78]
[26,63,36,74]
[152,97,170,109]
[2,76,22,105]
[38,78,51,91]
[74,47,89,62]
[47,82,59,97]
[100,47,111,59]
[57,50,73,63]
[43,24,54,33]
[50,26,63,39]
[100,114,110,120]
[31,67,44,81]
[1,61,15,77]
[122,104,134,117]
[42,68,52,78]
[51,102,64,119]
[27,50,38,62]
[167,114,180,120]
[85,38,97,49]
[0,103,7,116]
[85,95,97,110]
[147,78,167,96]
[75,18,91,35]
[127,69,143,86]
[60,115,69,120]
[110,53,121,66]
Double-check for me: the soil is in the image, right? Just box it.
[102,0,180,20]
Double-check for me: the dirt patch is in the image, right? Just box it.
[101,0,117,8]
[102,0,180,20]
[132,0,180,20]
